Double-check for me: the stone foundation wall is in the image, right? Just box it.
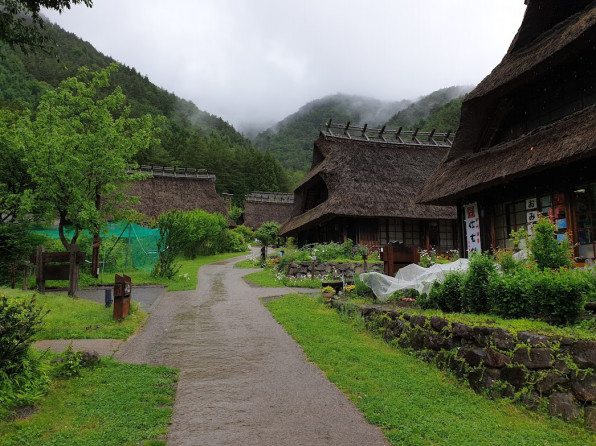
[330,301,596,430]
[284,261,382,279]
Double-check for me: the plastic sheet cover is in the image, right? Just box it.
[359,259,469,302]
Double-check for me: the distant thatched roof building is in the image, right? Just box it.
[242,191,294,229]
[417,0,596,258]
[124,165,229,219]
[280,123,458,251]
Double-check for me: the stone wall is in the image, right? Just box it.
[284,261,382,279]
[330,301,596,430]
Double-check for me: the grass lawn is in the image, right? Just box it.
[45,251,248,292]
[1,288,146,340]
[243,267,322,289]
[265,294,596,446]
[0,358,178,446]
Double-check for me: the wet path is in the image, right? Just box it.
[115,254,388,445]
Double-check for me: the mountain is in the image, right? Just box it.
[384,85,473,131]
[0,21,291,204]
[252,87,472,173]
[252,94,410,172]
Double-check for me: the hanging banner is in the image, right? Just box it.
[464,202,481,252]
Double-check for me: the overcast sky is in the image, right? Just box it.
[44,0,527,131]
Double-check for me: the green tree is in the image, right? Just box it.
[22,64,160,250]
[0,0,93,52]
[255,221,281,246]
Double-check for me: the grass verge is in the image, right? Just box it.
[0,358,178,446]
[265,294,595,446]
[1,288,146,340]
[43,251,248,292]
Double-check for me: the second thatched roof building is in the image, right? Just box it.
[279,123,459,252]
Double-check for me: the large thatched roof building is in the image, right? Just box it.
[241,192,294,229]
[279,123,458,252]
[124,165,229,219]
[418,0,596,260]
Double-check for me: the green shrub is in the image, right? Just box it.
[56,345,83,377]
[490,267,590,325]
[221,229,248,253]
[0,295,46,376]
[233,225,255,243]
[490,267,535,319]
[255,221,282,246]
[354,274,373,297]
[534,268,589,325]
[427,271,464,312]
[461,251,497,314]
[529,216,573,270]
[152,209,229,278]
[0,295,50,414]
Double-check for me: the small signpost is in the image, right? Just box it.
[113,274,132,320]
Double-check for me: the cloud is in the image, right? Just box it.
[43,0,526,128]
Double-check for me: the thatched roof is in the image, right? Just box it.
[125,173,229,219]
[418,1,596,205]
[467,1,595,102]
[242,201,294,230]
[418,105,596,205]
[279,133,457,236]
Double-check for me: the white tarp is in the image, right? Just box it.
[359,259,469,302]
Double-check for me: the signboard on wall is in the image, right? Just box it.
[464,202,481,252]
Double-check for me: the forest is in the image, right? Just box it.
[0,22,291,206]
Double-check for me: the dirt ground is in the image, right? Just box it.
[115,253,389,445]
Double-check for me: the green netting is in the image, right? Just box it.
[30,222,160,274]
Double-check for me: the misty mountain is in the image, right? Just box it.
[0,21,292,203]
[253,87,472,173]
[384,85,473,131]
[252,94,411,172]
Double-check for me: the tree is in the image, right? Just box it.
[22,64,160,250]
[0,0,92,52]
[0,108,30,223]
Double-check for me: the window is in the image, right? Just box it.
[493,192,568,250]
[573,183,596,260]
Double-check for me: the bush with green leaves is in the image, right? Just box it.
[233,225,255,244]
[529,216,573,270]
[152,209,229,278]
[461,251,497,313]
[427,270,464,312]
[490,266,590,325]
[255,221,282,246]
[0,294,50,414]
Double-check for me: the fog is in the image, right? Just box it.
[43,0,527,131]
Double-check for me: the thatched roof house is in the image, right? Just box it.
[280,124,458,252]
[241,192,294,229]
[417,0,596,259]
[125,165,229,220]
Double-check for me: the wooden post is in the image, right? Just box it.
[10,263,15,289]
[22,265,28,290]
[68,246,79,297]
[91,234,101,278]
[36,245,45,293]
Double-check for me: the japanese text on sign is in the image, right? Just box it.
[464,202,481,252]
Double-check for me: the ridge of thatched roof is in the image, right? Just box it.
[467,2,595,101]
[245,191,294,203]
[279,134,457,236]
[417,104,596,205]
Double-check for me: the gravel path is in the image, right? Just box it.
[115,253,388,445]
